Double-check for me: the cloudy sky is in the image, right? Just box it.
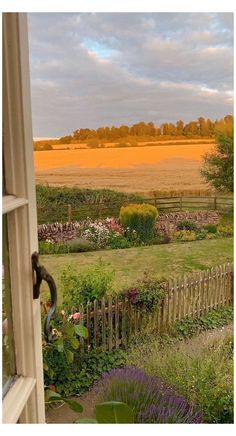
[28,12,233,138]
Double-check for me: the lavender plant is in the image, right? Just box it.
[99,366,203,424]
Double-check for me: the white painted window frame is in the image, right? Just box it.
[2,13,45,423]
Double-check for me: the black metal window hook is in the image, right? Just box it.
[32,252,57,342]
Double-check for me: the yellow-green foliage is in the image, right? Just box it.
[173,230,196,242]
[119,203,158,242]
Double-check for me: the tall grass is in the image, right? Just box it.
[128,332,233,423]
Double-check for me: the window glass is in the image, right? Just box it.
[2,214,16,397]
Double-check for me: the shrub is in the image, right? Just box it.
[61,263,114,309]
[66,238,95,252]
[99,366,203,423]
[119,204,158,242]
[44,347,126,397]
[203,224,217,233]
[123,275,165,312]
[176,220,197,231]
[107,233,131,249]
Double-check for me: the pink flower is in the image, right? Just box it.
[2,318,8,335]
[72,312,81,320]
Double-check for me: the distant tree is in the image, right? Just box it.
[176,120,184,136]
[198,117,208,136]
[161,123,170,135]
[201,121,233,192]
[206,118,215,137]
[59,135,72,144]
[168,123,176,136]
[147,122,156,136]
[184,121,199,136]
[119,125,130,137]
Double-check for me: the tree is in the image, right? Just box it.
[198,117,208,136]
[176,120,184,136]
[201,122,233,192]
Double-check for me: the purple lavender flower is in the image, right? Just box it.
[99,366,203,424]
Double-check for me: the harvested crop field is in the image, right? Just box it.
[34,143,214,192]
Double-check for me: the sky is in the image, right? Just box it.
[28,12,234,138]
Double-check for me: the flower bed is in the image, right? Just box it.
[156,211,220,237]
[38,211,232,254]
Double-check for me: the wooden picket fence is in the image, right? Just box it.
[77,263,233,352]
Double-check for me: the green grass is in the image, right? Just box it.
[41,237,233,304]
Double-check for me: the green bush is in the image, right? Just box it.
[123,275,165,313]
[44,347,126,397]
[61,262,114,309]
[66,238,95,252]
[107,233,132,249]
[203,224,217,234]
[119,203,158,242]
[176,220,197,231]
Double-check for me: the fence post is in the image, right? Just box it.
[154,194,157,208]
[180,196,183,211]
[67,204,72,222]
[214,197,217,210]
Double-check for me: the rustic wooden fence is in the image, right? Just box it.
[76,263,233,352]
[37,196,233,224]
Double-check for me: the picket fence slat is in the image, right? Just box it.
[81,263,233,351]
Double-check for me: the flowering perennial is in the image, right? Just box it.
[99,366,203,424]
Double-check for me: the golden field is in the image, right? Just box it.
[34,141,214,193]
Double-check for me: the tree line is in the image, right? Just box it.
[34,114,233,150]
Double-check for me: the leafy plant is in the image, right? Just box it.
[44,347,126,397]
[61,262,114,309]
[203,224,217,234]
[123,275,165,312]
[46,389,134,423]
[176,220,197,231]
[107,233,131,249]
[43,312,88,382]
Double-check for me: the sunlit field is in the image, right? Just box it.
[34,142,214,192]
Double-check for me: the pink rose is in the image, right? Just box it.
[72,312,81,320]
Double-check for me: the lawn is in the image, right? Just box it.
[41,237,233,304]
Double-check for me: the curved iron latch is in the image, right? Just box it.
[32,252,57,342]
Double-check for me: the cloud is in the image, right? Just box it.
[28,12,233,137]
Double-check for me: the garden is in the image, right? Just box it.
[37,200,234,424]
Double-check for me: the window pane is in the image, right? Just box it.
[2,214,16,396]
